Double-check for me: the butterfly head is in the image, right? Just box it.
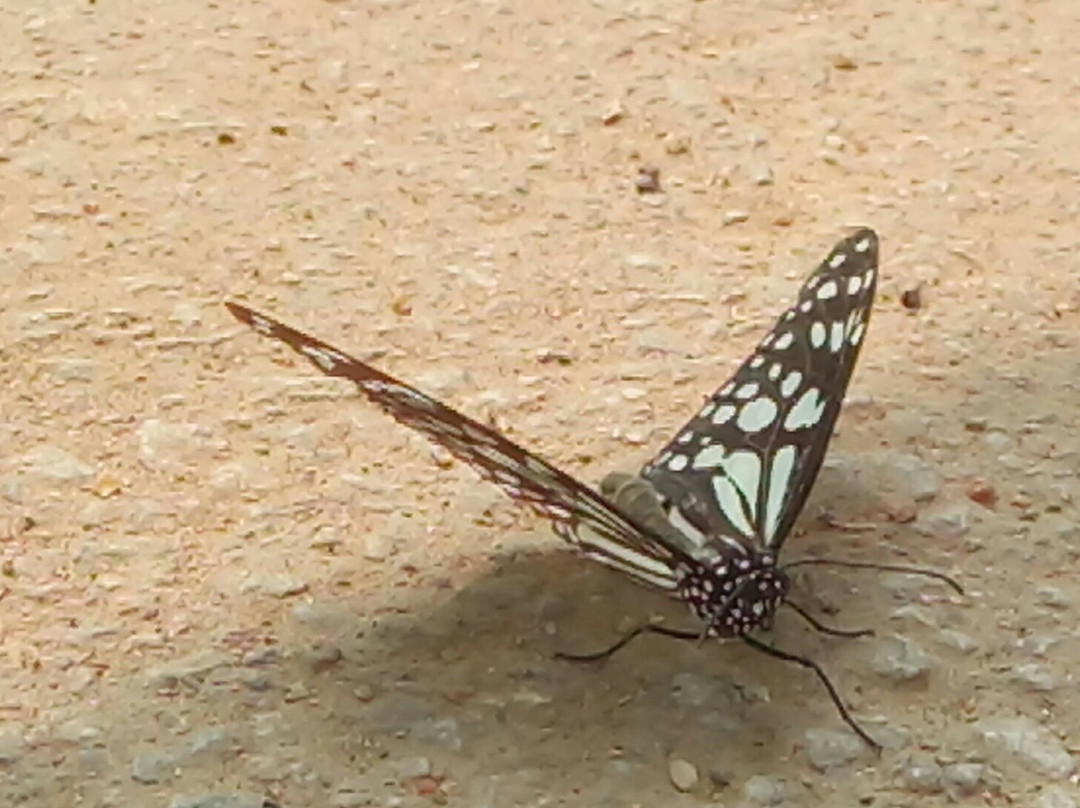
[677,550,790,638]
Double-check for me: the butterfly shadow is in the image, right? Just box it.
[277,528,899,799]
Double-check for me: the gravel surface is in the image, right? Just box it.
[3,0,1080,805]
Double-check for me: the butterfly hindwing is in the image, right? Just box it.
[642,228,879,553]
[226,302,684,590]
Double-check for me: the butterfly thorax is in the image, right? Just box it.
[676,550,789,638]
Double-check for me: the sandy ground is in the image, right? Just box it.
[4,0,1080,805]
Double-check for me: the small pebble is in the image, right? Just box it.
[942,762,985,796]
[634,166,662,194]
[903,752,943,793]
[872,636,933,682]
[805,728,863,771]
[1012,663,1055,692]
[668,758,699,792]
[1038,786,1079,808]
[1034,586,1070,609]
[743,774,785,805]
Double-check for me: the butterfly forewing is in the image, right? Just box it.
[642,228,878,553]
[225,302,684,590]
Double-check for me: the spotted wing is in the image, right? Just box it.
[226,302,687,590]
[641,228,878,554]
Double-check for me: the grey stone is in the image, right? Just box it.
[862,452,941,501]
[624,253,663,270]
[188,726,232,756]
[668,758,698,792]
[1012,663,1056,692]
[1019,633,1061,657]
[903,752,943,793]
[241,574,309,598]
[936,629,979,654]
[743,774,785,805]
[805,728,863,771]
[1035,586,1071,609]
[363,530,394,561]
[669,672,743,731]
[890,604,938,627]
[138,419,213,469]
[39,357,97,381]
[52,718,104,746]
[131,747,177,784]
[916,503,973,539]
[330,794,369,808]
[1038,785,1079,808]
[0,731,25,764]
[79,748,111,775]
[18,445,94,482]
[147,650,233,688]
[880,572,945,602]
[252,712,299,746]
[942,762,985,796]
[410,717,462,751]
[170,794,269,808]
[872,636,933,681]
[301,642,343,673]
[391,756,432,779]
[977,717,1075,778]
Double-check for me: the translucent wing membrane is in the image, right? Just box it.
[642,228,878,553]
[225,302,685,590]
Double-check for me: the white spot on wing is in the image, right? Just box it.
[720,450,761,535]
[810,321,827,348]
[734,382,760,401]
[764,444,796,544]
[768,363,782,381]
[737,397,779,433]
[847,275,862,295]
[665,506,709,550]
[250,314,274,335]
[829,252,847,269]
[780,370,802,399]
[854,236,873,253]
[712,404,736,425]
[784,387,825,431]
[829,321,845,353]
[849,320,866,346]
[816,280,839,300]
[693,444,728,469]
[772,332,794,351]
[668,453,689,472]
[572,522,677,582]
[301,344,343,372]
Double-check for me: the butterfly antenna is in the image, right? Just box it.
[782,558,963,595]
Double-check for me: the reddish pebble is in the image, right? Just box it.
[414,776,443,796]
[967,479,998,508]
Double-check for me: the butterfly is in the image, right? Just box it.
[227,228,908,750]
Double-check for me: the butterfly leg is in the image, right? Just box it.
[784,600,874,639]
[741,635,881,753]
[555,623,700,662]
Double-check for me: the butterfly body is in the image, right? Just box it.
[600,471,787,637]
